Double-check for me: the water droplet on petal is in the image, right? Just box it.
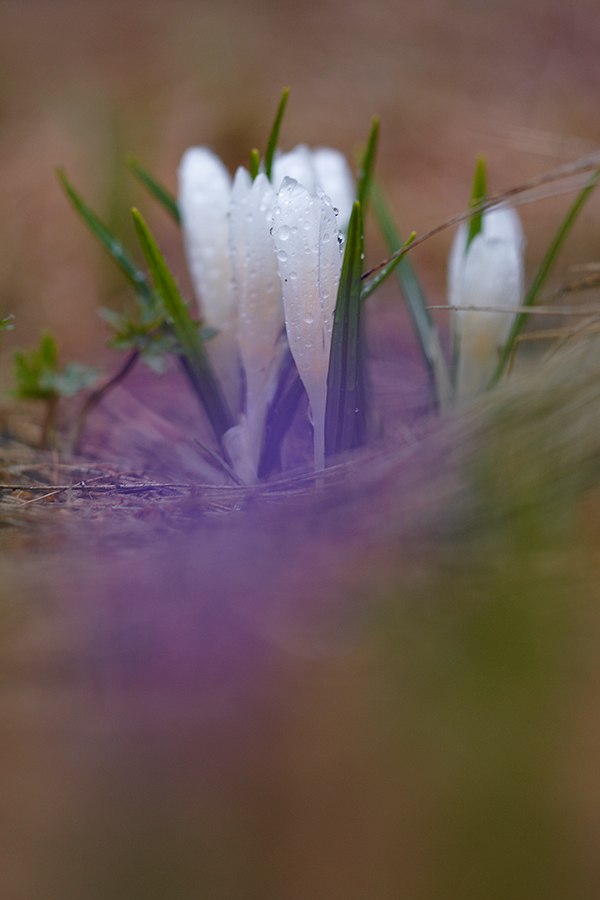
[333,207,339,217]
[277,250,287,262]
[278,224,291,241]
[322,232,331,243]
[305,314,314,324]
[337,234,345,246]
[289,271,297,281]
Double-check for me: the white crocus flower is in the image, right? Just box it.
[448,204,525,404]
[178,144,355,480]
[272,144,355,231]
[273,176,344,471]
[224,169,284,482]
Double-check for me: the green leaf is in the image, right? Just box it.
[357,117,379,215]
[57,168,156,314]
[249,149,261,181]
[325,200,367,456]
[13,333,97,402]
[131,208,234,443]
[489,166,600,388]
[466,156,487,251]
[50,363,100,397]
[370,179,453,411]
[264,87,290,182]
[126,155,180,224]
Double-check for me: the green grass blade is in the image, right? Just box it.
[325,200,366,456]
[126,156,180,224]
[264,87,290,182]
[57,168,155,308]
[489,166,600,387]
[131,208,234,442]
[466,156,486,251]
[360,231,416,301]
[370,179,453,410]
[356,117,379,215]
[249,149,260,180]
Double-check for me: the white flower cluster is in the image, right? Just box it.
[178,144,355,481]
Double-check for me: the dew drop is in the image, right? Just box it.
[277,250,287,263]
[289,271,298,281]
[333,207,339,217]
[278,224,291,241]
[337,234,345,246]
[322,232,331,243]
[303,220,311,231]
[304,314,314,325]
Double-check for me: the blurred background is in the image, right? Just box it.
[2,0,600,897]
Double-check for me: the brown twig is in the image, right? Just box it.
[68,348,140,454]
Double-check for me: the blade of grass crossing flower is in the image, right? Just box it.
[325,200,365,456]
[126,156,180,224]
[356,117,379,215]
[466,156,486,250]
[490,165,600,387]
[370,179,452,410]
[131,208,234,442]
[264,87,290,182]
[360,231,416,300]
[57,168,155,311]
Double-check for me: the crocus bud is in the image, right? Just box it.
[273,177,343,471]
[448,204,525,403]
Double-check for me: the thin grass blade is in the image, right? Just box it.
[370,179,452,410]
[490,166,600,387]
[249,149,261,181]
[360,231,416,301]
[264,87,290,182]
[131,208,234,442]
[126,156,180,224]
[325,200,366,456]
[356,117,379,215]
[57,168,155,309]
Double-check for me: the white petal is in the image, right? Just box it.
[273,177,343,469]
[178,147,234,331]
[271,144,315,194]
[230,171,284,476]
[312,147,356,230]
